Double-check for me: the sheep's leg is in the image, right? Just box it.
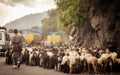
[40,59,43,67]
[57,63,59,71]
[83,61,87,71]
[69,65,72,74]
[109,61,113,71]
[97,64,100,72]
[92,63,98,74]
[54,65,57,70]
[87,64,90,73]
[58,63,61,71]
[39,60,42,66]
[100,64,103,72]
[29,59,31,65]
[69,68,72,73]
[103,62,107,73]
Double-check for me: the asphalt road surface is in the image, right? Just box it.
[0,57,79,75]
[0,57,119,75]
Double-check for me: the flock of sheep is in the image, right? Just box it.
[5,45,120,74]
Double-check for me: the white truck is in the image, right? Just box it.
[0,29,10,56]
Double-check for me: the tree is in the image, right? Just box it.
[41,9,58,39]
[31,26,39,29]
[56,0,88,30]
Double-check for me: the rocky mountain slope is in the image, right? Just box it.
[4,11,48,29]
[69,0,120,55]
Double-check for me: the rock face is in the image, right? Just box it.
[70,0,120,56]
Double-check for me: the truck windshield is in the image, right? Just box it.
[0,33,2,40]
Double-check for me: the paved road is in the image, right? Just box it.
[0,57,119,75]
[0,57,77,75]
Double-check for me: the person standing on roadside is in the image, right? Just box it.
[11,29,22,69]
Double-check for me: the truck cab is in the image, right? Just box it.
[0,29,10,56]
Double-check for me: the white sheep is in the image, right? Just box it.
[61,50,80,74]
[109,52,118,71]
[97,53,110,72]
[29,52,38,66]
[46,51,54,58]
[69,55,80,73]
[115,58,120,64]
[85,53,98,73]
[38,53,43,66]
[61,55,69,65]
[29,53,33,65]
[110,52,118,61]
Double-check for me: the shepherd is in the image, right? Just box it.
[11,29,22,69]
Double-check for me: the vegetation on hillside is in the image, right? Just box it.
[56,0,89,30]
[55,0,120,53]
[56,0,120,31]
[41,9,58,39]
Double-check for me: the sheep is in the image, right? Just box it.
[113,58,120,72]
[84,53,98,74]
[22,49,29,65]
[38,50,47,67]
[61,54,70,73]
[115,58,120,64]
[61,49,80,74]
[98,50,105,56]
[97,53,110,72]
[109,52,118,71]
[110,52,118,61]
[79,53,87,72]
[99,52,118,72]
[54,54,63,71]
[98,56,105,72]
[22,49,28,63]
[86,56,98,73]
[46,51,55,68]
[5,49,13,65]
[54,48,65,71]
[29,51,38,66]
[29,52,33,65]
[61,54,69,65]
[38,52,43,67]
[46,51,54,58]
[68,55,80,73]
